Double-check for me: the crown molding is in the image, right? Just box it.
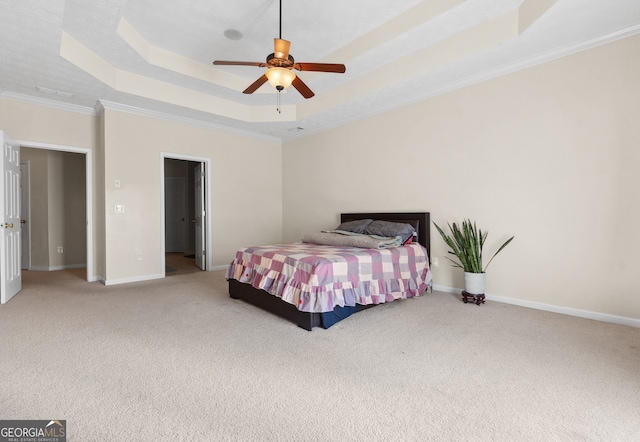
[0,91,97,116]
[284,23,640,143]
[6,24,640,145]
[97,100,281,142]
[3,92,280,141]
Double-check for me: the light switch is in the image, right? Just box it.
[115,204,125,213]
[115,179,121,188]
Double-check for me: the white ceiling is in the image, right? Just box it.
[1,0,640,141]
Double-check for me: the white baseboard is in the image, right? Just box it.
[29,264,87,271]
[101,267,226,285]
[210,265,228,272]
[103,273,163,286]
[432,284,640,329]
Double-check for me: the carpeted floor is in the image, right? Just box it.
[1,269,639,441]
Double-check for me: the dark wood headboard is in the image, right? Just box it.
[340,212,431,258]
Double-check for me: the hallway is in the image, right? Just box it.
[165,252,201,277]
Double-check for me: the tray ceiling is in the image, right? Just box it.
[1,0,640,141]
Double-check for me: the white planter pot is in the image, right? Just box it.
[464,272,486,295]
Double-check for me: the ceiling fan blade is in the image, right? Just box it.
[293,63,346,73]
[273,38,291,60]
[213,61,266,67]
[291,76,314,99]
[243,75,269,94]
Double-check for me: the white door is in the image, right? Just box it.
[0,131,22,303]
[194,163,205,270]
[20,161,30,270]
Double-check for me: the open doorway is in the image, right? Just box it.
[20,146,89,280]
[163,157,205,277]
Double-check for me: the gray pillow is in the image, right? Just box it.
[335,219,373,234]
[363,220,416,243]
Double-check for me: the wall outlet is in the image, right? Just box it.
[136,252,142,261]
[432,257,439,267]
[115,204,125,213]
[57,246,64,253]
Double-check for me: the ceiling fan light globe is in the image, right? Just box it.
[266,67,296,89]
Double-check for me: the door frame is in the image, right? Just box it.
[20,160,30,270]
[160,152,212,276]
[15,139,95,282]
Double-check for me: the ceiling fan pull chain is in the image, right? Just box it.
[276,89,281,114]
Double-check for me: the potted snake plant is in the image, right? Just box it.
[433,219,514,295]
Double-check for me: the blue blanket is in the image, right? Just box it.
[321,305,357,328]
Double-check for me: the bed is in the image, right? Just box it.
[226,212,432,330]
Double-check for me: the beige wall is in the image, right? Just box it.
[0,100,97,148]
[2,35,638,322]
[1,100,282,283]
[282,34,640,320]
[0,99,282,284]
[0,99,100,278]
[102,109,282,283]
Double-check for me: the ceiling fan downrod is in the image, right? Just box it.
[276,0,283,113]
[279,0,282,39]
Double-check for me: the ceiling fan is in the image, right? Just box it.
[213,0,346,100]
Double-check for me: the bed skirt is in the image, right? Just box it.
[228,279,375,330]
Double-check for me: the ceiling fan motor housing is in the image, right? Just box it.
[266,53,295,68]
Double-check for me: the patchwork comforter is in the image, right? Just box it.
[225,242,432,313]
